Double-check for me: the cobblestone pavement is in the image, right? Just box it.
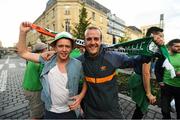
[0,54,176,119]
[0,54,30,119]
[118,93,176,119]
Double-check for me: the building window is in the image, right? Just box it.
[65,19,70,32]
[92,12,95,20]
[52,8,55,18]
[64,6,70,15]
[52,23,55,31]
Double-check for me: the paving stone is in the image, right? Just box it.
[127,104,134,111]
[4,104,14,110]
[19,114,29,119]
[126,112,133,119]
[121,101,130,108]
[11,113,23,119]
[23,110,30,116]
[16,107,27,114]
[123,110,130,117]
[0,115,6,119]
[144,110,155,119]
[0,103,8,109]
[8,101,18,106]
[155,113,163,119]
[0,102,28,116]
[8,96,17,101]
[15,102,24,107]
[4,111,17,118]
[0,98,9,103]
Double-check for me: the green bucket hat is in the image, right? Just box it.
[50,31,74,46]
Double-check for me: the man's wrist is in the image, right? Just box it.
[20,30,28,35]
[146,93,152,98]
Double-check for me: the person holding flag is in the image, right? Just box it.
[28,23,165,119]
[161,39,180,119]
[76,26,164,119]
[131,27,164,119]
[17,21,87,119]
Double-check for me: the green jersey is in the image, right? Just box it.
[23,61,43,91]
[163,53,180,87]
[70,48,81,58]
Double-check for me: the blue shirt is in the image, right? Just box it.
[39,54,84,110]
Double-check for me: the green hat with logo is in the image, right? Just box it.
[50,31,74,47]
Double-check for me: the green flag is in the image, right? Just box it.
[160,45,176,78]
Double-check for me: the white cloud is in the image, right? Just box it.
[0,0,48,47]
[96,0,180,43]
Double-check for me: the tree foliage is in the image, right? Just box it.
[72,3,91,39]
[118,37,129,43]
[118,32,130,43]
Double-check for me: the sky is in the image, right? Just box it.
[0,0,180,47]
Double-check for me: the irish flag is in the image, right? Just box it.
[160,45,176,78]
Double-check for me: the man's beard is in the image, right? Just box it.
[172,50,179,54]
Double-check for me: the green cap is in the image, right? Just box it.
[50,31,74,46]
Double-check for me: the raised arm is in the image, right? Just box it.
[142,62,156,104]
[17,22,40,62]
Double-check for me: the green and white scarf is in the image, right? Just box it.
[160,45,176,78]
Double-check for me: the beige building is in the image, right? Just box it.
[125,26,143,41]
[27,0,114,45]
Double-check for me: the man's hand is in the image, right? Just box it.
[41,51,56,61]
[68,94,83,110]
[20,22,32,34]
[17,21,40,62]
[153,34,165,46]
[146,93,156,104]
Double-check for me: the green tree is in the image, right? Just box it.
[118,32,130,43]
[118,37,128,43]
[72,3,91,39]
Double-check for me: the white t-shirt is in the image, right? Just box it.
[48,65,70,113]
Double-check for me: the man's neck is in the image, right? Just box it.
[56,57,70,73]
[57,57,69,64]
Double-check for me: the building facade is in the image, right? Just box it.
[27,0,119,45]
[125,26,143,40]
[107,13,126,44]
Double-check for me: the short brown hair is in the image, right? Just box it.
[85,26,102,40]
[167,39,180,47]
